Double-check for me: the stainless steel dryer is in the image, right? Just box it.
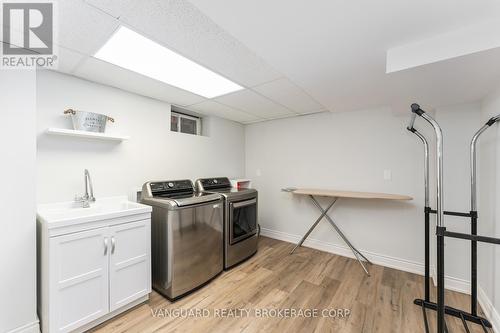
[141,180,223,300]
[195,177,258,269]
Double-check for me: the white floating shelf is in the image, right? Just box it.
[46,128,130,141]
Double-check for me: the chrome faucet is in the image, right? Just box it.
[84,169,95,202]
[75,169,96,208]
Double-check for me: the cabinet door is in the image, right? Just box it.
[49,227,109,333]
[109,219,151,312]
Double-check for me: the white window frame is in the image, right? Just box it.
[171,110,202,136]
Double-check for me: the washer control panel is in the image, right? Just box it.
[150,180,194,195]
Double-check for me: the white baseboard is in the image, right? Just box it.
[261,227,468,291]
[7,320,40,333]
[430,266,471,294]
[478,287,500,333]
[261,227,424,274]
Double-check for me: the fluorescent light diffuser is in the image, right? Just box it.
[94,26,243,98]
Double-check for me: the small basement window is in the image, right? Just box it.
[171,108,202,135]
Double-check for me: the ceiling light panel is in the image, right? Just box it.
[94,26,243,98]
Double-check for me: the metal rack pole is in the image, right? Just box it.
[411,104,446,333]
[469,114,500,316]
[407,126,430,301]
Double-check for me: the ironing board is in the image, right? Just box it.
[283,188,412,275]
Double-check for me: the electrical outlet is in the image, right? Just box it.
[383,169,392,181]
[256,169,262,177]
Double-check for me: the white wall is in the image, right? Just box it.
[36,71,245,203]
[0,71,39,332]
[245,108,428,270]
[479,88,500,327]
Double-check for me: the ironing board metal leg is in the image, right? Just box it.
[289,197,337,254]
[310,196,371,275]
[292,195,371,276]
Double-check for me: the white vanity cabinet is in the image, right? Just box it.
[48,227,110,332]
[37,197,152,333]
[108,220,151,312]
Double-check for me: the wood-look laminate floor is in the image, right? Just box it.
[92,237,487,333]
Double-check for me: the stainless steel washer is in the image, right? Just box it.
[195,178,258,269]
[141,180,223,300]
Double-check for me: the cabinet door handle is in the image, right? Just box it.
[111,236,116,254]
[104,237,108,255]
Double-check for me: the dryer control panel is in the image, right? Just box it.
[196,177,231,190]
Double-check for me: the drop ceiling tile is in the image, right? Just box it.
[74,56,206,106]
[214,89,296,118]
[188,100,262,123]
[55,46,87,74]
[59,0,119,55]
[85,0,281,86]
[84,0,148,19]
[252,78,325,114]
[84,0,126,18]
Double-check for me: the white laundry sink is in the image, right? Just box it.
[37,196,152,230]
